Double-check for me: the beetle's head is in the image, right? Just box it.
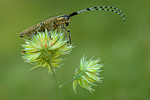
[57,15,70,26]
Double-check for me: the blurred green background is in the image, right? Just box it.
[0,0,149,100]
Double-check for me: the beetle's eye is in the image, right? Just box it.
[67,16,70,20]
[64,15,70,20]
[65,22,69,26]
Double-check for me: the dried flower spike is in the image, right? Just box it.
[21,29,73,73]
[73,55,104,94]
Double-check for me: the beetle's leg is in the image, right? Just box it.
[60,24,69,44]
[63,27,71,44]
[48,21,56,39]
[56,25,60,33]
[29,23,44,40]
[50,21,54,31]
[48,31,52,39]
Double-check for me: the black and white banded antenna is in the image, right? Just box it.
[69,6,126,24]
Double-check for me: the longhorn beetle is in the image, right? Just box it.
[20,6,125,44]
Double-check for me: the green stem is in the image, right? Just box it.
[60,71,84,88]
[44,50,64,100]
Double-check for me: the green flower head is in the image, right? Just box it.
[21,30,73,73]
[73,55,104,94]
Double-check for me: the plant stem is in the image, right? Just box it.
[60,72,83,88]
[45,50,64,100]
[59,76,77,88]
